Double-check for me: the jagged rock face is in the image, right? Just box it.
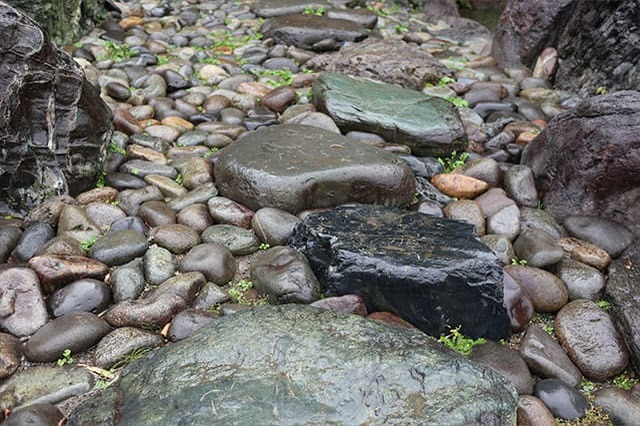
[521,91,640,237]
[492,0,639,95]
[0,2,112,215]
[4,0,110,46]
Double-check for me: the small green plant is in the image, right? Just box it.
[557,406,611,426]
[227,279,268,306]
[580,378,597,394]
[203,147,219,158]
[596,299,612,311]
[80,235,99,251]
[445,96,469,108]
[131,167,139,176]
[57,349,73,366]
[438,326,486,356]
[113,347,152,369]
[3,214,13,220]
[108,142,127,155]
[302,5,325,15]
[510,258,528,266]
[254,68,294,87]
[437,151,469,173]
[395,24,409,34]
[366,4,387,17]
[613,372,638,391]
[199,56,220,65]
[95,172,106,188]
[90,367,116,390]
[100,41,134,62]
[156,55,169,65]
[259,243,270,250]
[175,174,183,185]
[595,86,608,95]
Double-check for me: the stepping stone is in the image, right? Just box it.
[313,73,467,157]
[252,0,331,18]
[214,125,415,214]
[260,14,367,51]
[289,204,511,340]
[67,305,518,425]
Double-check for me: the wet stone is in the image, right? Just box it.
[168,182,219,212]
[313,74,467,157]
[519,325,582,387]
[0,226,21,262]
[481,234,516,265]
[442,200,485,236]
[138,200,177,227]
[0,333,21,379]
[47,278,112,318]
[519,207,564,240]
[201,224,259,256]
[504,265,568,313]
[120,159,178,180]
[503,271,534,333]
[94,327,164,369]
[214,125,415,214]
[475,188,515,218]
[23,312,112,363]
[0,267,48,337]
[563,215,633,258]
[149,224,200,254]
[252,207,301,247]
[310,294,368,316]
[144,245,177,286]
[179,243,236,285]
[192,282,230,310]
[104,293,186,329]
[534,379,589,421]
[252,0,331,18]
[289,204,511,340]
[516,395,556,426]
[0,366,93,412]
[504,165,539,208]
[555,299,629,380]
[84,202,127,233]
[2,403,64,426]
[11,223,55,263]
[250,246,321,304]
[553,259,605,301]
[110,258,146,303]
[513,229,564,268]
[89,230,149,267]
[469,340,534,395]
[557,237,611,272]
[167,308,217,342]
[207,197,255,229]
[487,204,521,241]
[56,205,101,244]
[117,185,164,216]
[593,387,640,426]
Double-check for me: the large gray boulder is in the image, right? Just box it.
[0,2,112,215]
[4,0,111,46]
[289,204,512,340]
[213,125,416,214]
[68,305,518,425]
[521,91,640,237]
[312,73,467,157]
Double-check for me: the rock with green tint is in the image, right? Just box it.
[312,73,467,157]
[214,124,416,213]
[68,305,517,425]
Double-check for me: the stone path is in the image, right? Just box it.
[0,0,639,424]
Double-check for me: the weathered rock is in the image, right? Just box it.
[522,91,640,237]
[533,379,589,421]
[516,395,556,426]
[201,224,259,256]
[2,403,64,426]
[305,38,450,91]
[47,278,111,317]
[0,3,112,214]
[28,255,109,294]
[0,365,93,412]
[179,243,236,285]
[103,293,187,329]
[252,0,331,18]
[68,305,517,425]
[313,73,467,157]
[469,340,534,395]
[214,125,416,214]
[563,215,633,258]
[290,204,510,340]
[557,237,611,271]
[0,267,48,336]
[260,14,367,51]
[110,258,146,303]
[167,308,217,342]
[512,228,564,268]
[94,327,164,369]
[553,259,605,301]
[310,294,368,316]
[0,332,21,379]
[593,387,640,426]
[88,229,149,266]
[555,300,629,380]
[149,224,200,254]
[251,207,300,247]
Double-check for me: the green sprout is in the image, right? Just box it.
[445,96,469,108]
[511,258,528,266]
[437,151,469,173]
[438,325,486,356]
[254,68,294,87]
[259,243,270,250]
[112,347,152,369]
[596,300,612,311]
[108,142,127,155]
[303,6,325,15]
[57,349,73,366]
[156,55,169,65]
[613,372,638,391]
[80,236,99,251]
[95,172,106,188]
[395,24,409,34]
[99,41,134,62]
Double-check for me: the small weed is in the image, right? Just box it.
[425,76,456,88]
[557,406,611,426]
[532,313,555,335]
[175,174,183,185]
[3,214,12,220]
[113,347,152,369]
[108,142,127,155]
[259,243,270,250]
[395,24,409,34]
[302,6,325,15]
[438,325,486,356]
[156,55,169,65]
[227,279,268,306]
[445,96,469,108]
[580,378,597,394]
[80,236,99,251]
[199,56,220,65]
[100,41,134,62]
[236,279,254,292]
[613,372,638,391]
[207,31,263,51]
[131,167,139,176]
[596,300,612,311]
[511,258,528,266]
[595,86,608,95]
[95,172,106,188]
[254,68,294,87]
[141,322,161,332]
[203,147,219,158]
[88,367,116,391]
[537,200,544,209]
[366,4,387,17]
[57,349,73,366]
[437,151,469,173]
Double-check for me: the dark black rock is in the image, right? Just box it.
[47,278,112,317]
[0,3,112,214]
[521,91,640,237]
[533,378,589,420]
[10,222,55,263]
[289,204,511,340]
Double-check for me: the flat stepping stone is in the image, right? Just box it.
[67,305,517,425]
[214,125,415,213]
[252,0,331,17]
[260,14,367,51]
[312,73,467,157]
[289,204,511,340]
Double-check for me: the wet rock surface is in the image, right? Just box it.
[68,305,518,425]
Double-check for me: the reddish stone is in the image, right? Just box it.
[368,312,417,329]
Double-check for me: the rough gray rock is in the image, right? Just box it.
[289,204,511,340]
[68,305,517,425]
[0,2,112,214]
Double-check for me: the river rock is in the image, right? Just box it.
[290,204,511,340]
[563,215,633,258]
[88,229,149,266]
[104,293,187,329]
[533,378,589,421]
[144,245,177,286]
[555,299,629,380]
[0,267,48,336]
[310,294,367,316]
[313,73,467,157]
[2,403,63,426]
[10,222,55,263]
[516,395,556,426]
[67,305,517,425]
[110,258,146,303]
[252,0,331,17]
[0,365,93,412]
[521,91,640,237]
[251,207,300,247]
[93,327,164,369]
[149,224,200,254]
[214,125,415,214]
[0,333,21,379]
[305,38,450,91]
[0,225,21,262]
[469,340,534,395]
[201,224,259,256]
[46,278,111,317]
[553,259,605,301]
[179,243,236,285]
[593,387,640,426]
[557,237,611,271]
[251,246,321,304]
[167,308,217,342]
[260,14,367,51]
[503,271,534,332]
[0,2,112,214]
[512,228,564,268]
[23,311,112,363]
[28,255,109,294]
